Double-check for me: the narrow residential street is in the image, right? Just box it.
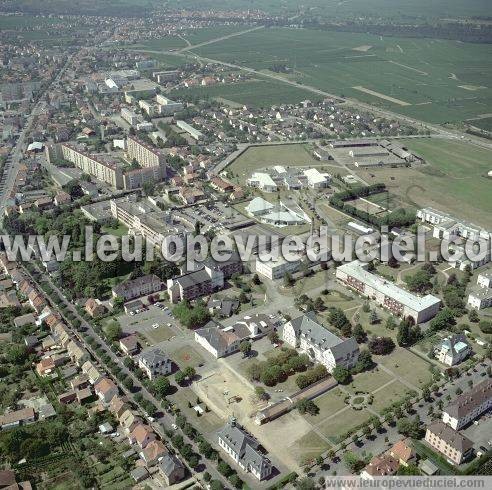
[23,262,233,489]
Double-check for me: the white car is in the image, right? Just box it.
[129,311,135,316]
[167,323,172,327]
[171,424,178,430]
[152,323,159,329]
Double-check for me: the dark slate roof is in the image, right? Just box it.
[138,347,170,366]
[217,421,270,472]
[427,421,473,452]
[113,274,160,296]
[445,378,492,419]
[158,453,184,476]
[289,312,358,357]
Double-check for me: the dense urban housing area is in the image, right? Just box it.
[0,0,491,488]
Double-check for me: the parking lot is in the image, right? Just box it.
[462,411,492,453]
[118,304,181,344]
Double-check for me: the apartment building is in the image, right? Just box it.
[176,120,203,140]
[336,260,441,324]
[217,419,272,481]
[282,313,359,373]
[442,379,492,430]
[112,274,161,301]
[468,271,492,310]
[121,107,139,126]
[255,254,301,280]
[424,421,473,465]
[61,143,123,189]
[126,135,166,171]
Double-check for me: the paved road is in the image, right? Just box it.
[313,360,491,477]
[23,262,231,489]
[158,47,492,152]
[0,53,76,218]
[178,25,264,53]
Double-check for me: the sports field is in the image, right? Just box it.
[354,139,492,228]
[193,27,492,123]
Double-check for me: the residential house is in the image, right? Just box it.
[109,396,129,419]
[0,407,36,430]
[119,335,139,355]
[112,274,161,301]
[129,424,156,449]
[85,298,107,318]
[434,334,472,366]
[54,191,71,206]
[388,438,416,467]
[360,454,400,479]
[94,377,118,403]
[36,357,56,377]
[140,439,168,466]
[138,348,172,380]
[82,360,103,385]
[158,454,186,485]
[217,419,272,481]
[67,340,89,366]
[119,409,141,434]
[282,313,359,373]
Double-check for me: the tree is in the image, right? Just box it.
[343,451,365,473]
[328,308,350,330]
[283,272,294,287]
[369,310,379,325]
[183,366,196,381]
[354,349,374,373]
[267,331,279,344]
[252,274,261,285]
[254,386,269,401]
[353,323,366,343]
[479,320,492,334]
[153,377,171,398]
[404,269,432,293]
[397,416,423,439]
[429,308,456,332]
[5,344,28,365]
[239,340,252,358]
[468,309,480,323]
[397,321,412,346]
[123,377,134,391]
[385,316,397,330]
[105,323,122,342]
[297,477,316,490]
[368,336,395,355]
[175,371,186,385]
[332,366,351,384]
[296,399,319,416]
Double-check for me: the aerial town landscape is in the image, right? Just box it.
[0,0,492,489]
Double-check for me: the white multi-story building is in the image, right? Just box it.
[255,254,301,280]
[176,120,203,140]
[282,313,359,373]
[156,94,184,115]
[121,107,139,126]
[126,135,167,172]
[336,260,441,324]
[138,348,172,380]
[416,207,491,270]
[303,168,331,188]
[468,271,492,310]
[442,379,492,430]
[217,419,272,481]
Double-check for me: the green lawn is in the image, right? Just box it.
[101,224,128,237]
[376,348,433,389]
[144,325,175,344]
[346,367,393,394]
[355,138,492,228]
[292,430,331,464]
[317,407,372,443]
[169,345,205,369]
[372,380,413,413]
[228,143,319,184]
[302,387,347,423]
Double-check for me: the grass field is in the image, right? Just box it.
[170,345,205,369]
[228,143,319,183]
[193,27,492,123]
[346,368,393,394]
[144,325,174,344]
[371,380,413,413]
[376,348,433,389]
[301,388,347,424]
[172,78,324,108]
[354,138,492,228]
[317,407,371,442]
[469,117,492,132]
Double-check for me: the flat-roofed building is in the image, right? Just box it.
[176,120,203,140]
[126,135,166,179]
[442,379,492,430]
[121,107,139,126]
[336,260,441,324]
[61,143,124,189]
[247,172,277,192]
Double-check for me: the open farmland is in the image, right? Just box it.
[171,79,323,108]
[354,139,492,228]
[193,27,492,123]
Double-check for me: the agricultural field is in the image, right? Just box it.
[171,78,323,108]
[468,116,492,132]
[354,138,492,228]
[193,27,492,123]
